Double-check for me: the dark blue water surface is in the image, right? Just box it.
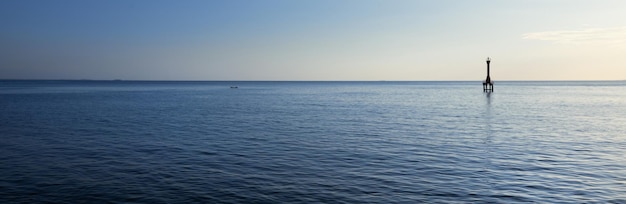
[1,80,626,203]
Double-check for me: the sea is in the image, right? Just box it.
[1,80,625,203]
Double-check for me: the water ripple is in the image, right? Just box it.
[1,81,626,203]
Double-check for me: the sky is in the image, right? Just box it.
[1,0,626,81]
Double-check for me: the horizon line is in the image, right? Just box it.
[2,79,625,82]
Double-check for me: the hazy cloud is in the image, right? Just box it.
[523,27,626,45]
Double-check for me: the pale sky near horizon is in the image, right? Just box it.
[1,0,626,81]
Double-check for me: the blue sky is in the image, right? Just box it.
[2,0,625,80]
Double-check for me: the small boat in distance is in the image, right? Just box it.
[230,86,238,89]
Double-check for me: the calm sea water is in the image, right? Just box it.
[1,80,625,203]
